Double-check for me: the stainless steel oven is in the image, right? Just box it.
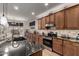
[43,37,52,48]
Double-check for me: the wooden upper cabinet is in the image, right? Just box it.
[49,14,54,24]
[38,19,42,30]
[38,5,79,30]
[38,19,40,29]
[55,10,65,29]
[41,17,46,29]
[65,5,79,29]
[45,15,50,24]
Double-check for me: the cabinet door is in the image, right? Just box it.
[53,39,58,52]
[38,19,42,29]
[63,40,74,56]
[65,5,79,29]
[56,39,63,55]
[35,34,39,45]
[53,38,63,55]
[55,11,65,29]
[73,42,79,56]
[76,44,79,56]
[38,35,43,45]
[45,16,50,24]
[41,17,46,29]
[49,14,54,24]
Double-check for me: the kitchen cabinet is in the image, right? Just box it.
[31,50,42,56]
[38,35,43,45]
[49,14,54,24]
[45,15,50,24]
[34,34,43,45]
[28,33,31,42]
[28,33,34,43]
[53,38,63,55]
[41,17,46,29]
[65,5,79,29]
[35,34,39,45]
[29,33,32,43]
[38,19,42,30]
[52,37,79,56]
[37,5,79,30]
[55,10,65,29]
[63,40,75,56]
[31,33,35,44]
[73,42,79,56]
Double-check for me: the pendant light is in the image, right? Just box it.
[0,3,9,27]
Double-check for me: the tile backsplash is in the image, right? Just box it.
[36,30,79,38]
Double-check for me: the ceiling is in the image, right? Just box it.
[0,3,62,21]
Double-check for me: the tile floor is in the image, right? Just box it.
[42,49,60,56]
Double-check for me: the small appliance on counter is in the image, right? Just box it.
[61,34,70,39]
[76,34,79,40]
[48,32,57,37]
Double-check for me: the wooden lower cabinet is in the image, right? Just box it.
[63,40,79,56]
[73,42,79,56]
[53,38,63,55]
[38,35,43,45]
[34,34,43,45]
[63,40,75,56]
[35,34,39,45]
[53,38,79,56]
[31,50,42,56]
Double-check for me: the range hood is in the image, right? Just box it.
[45,23,55,29]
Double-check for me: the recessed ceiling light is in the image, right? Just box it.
[14,6,19,10]
[44,3,48,6]
[32,12,35,15]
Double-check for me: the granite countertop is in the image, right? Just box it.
[0,39,7,45]
[28,44,44,56]
[55,36,79,43]
[0,40,44,56]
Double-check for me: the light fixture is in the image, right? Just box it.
[32,12,35,15]
[0,16,9,27]
[3,53,8,56]
[0,3,9,27]
[4,47,9,53]
[14,6,19,10]
[44,3,48,6]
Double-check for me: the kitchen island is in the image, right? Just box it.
[0,39,44,56]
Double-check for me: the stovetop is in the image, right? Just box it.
[43,36,53,40]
